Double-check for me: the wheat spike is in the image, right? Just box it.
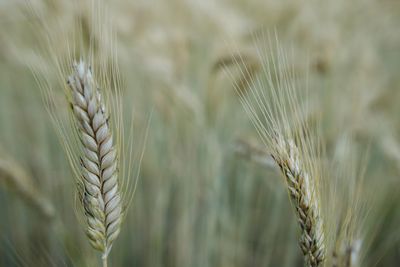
[67,60,121,263]
[225,35,326,266]
[272,133,325,267]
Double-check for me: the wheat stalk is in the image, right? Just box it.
[67,60,121,267]
[28,1,138,265]
[332,239,362,267]
[329,137,368,267]
[224,36,326,266]
[234,138,276,169]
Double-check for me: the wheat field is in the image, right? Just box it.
[0,0,399,266]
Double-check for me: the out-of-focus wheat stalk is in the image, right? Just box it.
[382,134,400,174]
[332,239,362,267]
[0,157,55,220]
[328,136,369,267]
[234,138,276,169]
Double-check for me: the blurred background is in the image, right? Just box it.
[0,0,399,266]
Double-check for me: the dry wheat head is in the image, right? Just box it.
[272,133,325,266]
[67,60,121,259]
[225,36,327,267]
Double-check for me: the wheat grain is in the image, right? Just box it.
[67,60,121,266]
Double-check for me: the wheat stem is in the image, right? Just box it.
[102,254,108,267]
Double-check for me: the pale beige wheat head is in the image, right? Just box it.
[67,60,121,262]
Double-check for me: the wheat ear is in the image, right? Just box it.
[224,35,326,266]
[271,133,325,267]
[67,60,121,266]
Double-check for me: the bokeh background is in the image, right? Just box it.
[0,0,399,266]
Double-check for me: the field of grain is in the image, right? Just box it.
[0,0,399,266]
